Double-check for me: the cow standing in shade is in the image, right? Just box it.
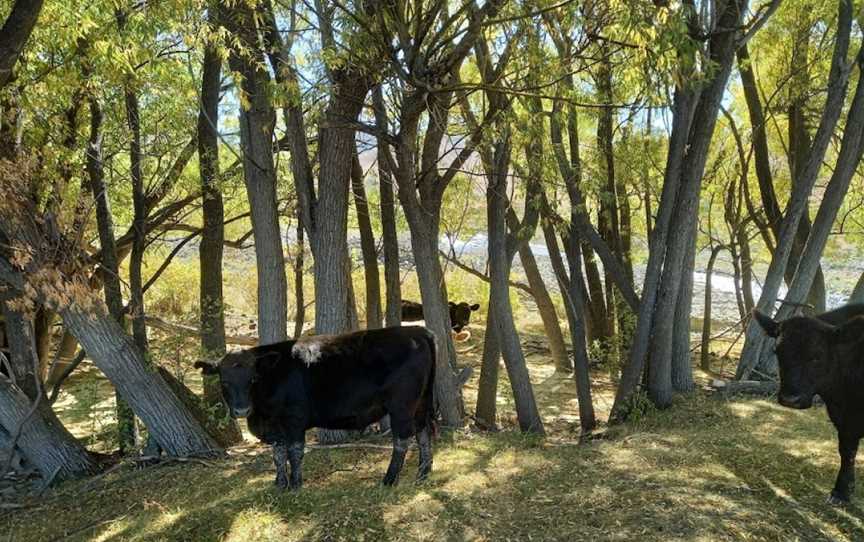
[196,326,437,489]
[753,304,864,505]
[401,299,480,332]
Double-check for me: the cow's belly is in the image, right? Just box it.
[315,403,387,430]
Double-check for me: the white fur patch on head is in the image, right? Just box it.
[292,340,324,365]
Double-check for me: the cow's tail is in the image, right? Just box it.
[422,328,438,439]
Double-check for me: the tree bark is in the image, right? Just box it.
[58,306,220,456]
[701,245,723,371]
[0,0,45,89]
[0,379,98,481]
[351,151,382,329]
[486,130,544,435]
[224,2,288,345]
[198,15,242,445]
[517,242,569,371]
[374,86,402,327]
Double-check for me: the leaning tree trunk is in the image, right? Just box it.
[736,1,853,380]
[59,306,219,456]
[771,49,864,323]
[351,151,382,329]
[86,77,134,452]
[0,296,98,481]
[0,380,98,481]
[541,213,597,433]
[517,241,570,371]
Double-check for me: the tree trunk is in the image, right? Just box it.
[198,21,242,445]
[474,307,500,429]
[312,71,369,335]
[59,307,220,456]
[0,380,98,481]
[736,1,853,379]
[671,221,697,392]
[0,0,45,89]
[293,212,305,338]
[351,151,382,329]
[559,226,597,433]
[0,297,97,482]
[224,3,287,345]
[485,132,544,434]
[86,81,134,452]
[517,242,570,371]
[374,86,402,327]
[701,246,722,371]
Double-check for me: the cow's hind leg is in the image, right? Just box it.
[829,434,859,505]
[382,416,413,486]
[287,441,305,490]
[415,427,433,481]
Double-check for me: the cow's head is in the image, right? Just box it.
[753,310,863,409]
[448,302,480,332]
[194,350,259,418]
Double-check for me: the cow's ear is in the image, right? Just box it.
[194,361,219,375]
[835,316,864,344]
[752,310,780,338]
[470,304,480,311]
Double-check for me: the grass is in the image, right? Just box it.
[5,383,864,540]
[4,293,859,541]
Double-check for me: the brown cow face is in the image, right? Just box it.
[195,351,258,418]
[449,302,480,332]
[753,311,834,410]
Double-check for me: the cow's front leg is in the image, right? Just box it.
[273,443,289,489]
[829,434,859,505]
[382,434,411,486]
[287,441,305,490]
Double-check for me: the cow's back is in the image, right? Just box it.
[817,304,864,326]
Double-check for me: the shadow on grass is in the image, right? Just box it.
[5,393,864,541]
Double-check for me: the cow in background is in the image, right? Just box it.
[401,299,480,332]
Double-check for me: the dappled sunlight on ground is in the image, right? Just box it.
[6,392,864,541]
[9,322,864,540]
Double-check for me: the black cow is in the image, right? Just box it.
[401,299,480,332]
[195,326,437,490]
[753,303,864,505]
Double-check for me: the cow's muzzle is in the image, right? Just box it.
[778,394,813,410]
[232,406,253,418]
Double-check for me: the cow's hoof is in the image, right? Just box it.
[827,493,850,507]
[381,475,399,487]
[275,478,289,491]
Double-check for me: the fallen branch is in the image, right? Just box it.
[439,250,533,294]
[139,315,258,346]
[710,379,777,395]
